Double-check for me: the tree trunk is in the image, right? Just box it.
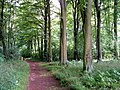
[30,40,33,50]
[94,0,102,62]
[72,0,78,61]
[7,15,11,49]
[37,36,40,58]
[48,0,52,62]
[44,0,48,61]
[76,0,79,60]
[0,0,7,56]
[59,0,67,64]
[41,33,44,59]
[114,0,118,60]
[34,36,36,54]
[83,0,93,72]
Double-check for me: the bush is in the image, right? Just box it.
[43,61,120,90]
[0,60,29,90]
[20,49,32,58]
[52,48,59,61]
[7,48,20,59]
[0,46,3,53]
[0,53,5,62]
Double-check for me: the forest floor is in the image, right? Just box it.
[27,60,68,90]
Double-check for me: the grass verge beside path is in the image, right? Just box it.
[42,61,120,90]
[0,60,29,90]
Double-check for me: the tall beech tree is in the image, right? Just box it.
[59,0,67,64]
[94,0,102,62]
[83,0,93,72]
[0,0,7,56]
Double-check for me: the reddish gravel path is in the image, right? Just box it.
[27,61,68,90]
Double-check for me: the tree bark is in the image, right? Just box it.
[48,0,52,62]
[72,0,78,61]
[94,0,102,62]
[34,36,36,54]
[83,0,93,72]
[0,0,7,56]
[37,36,40,58]
[114,0,118,60]
[41,33,44,59]
[44,0,48,61]
[59,0,67,64]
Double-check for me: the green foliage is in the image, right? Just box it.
[0,60,29,90]
[52,47,60,61]
[43,61,120,90]
[0,46,3,53]
[20,48,32,58]
[7,48,20,59]
[0,53,5,62]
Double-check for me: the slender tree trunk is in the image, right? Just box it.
[83,0,93,72]
[76,0,79,60]
[0,0,7,56]
[48,0,52,62]
[114,0,118,60]
[30,40,33,50]
[59,0,67,64]
[72,0,78,61]
[94,0,102,62]
[37,36,40,58]
[13,36,16,49]
[81,7,86,38]
[8,29,10,49]
[8,15,11,49]
[34,36,36,54]
[10,23,13,49]
[41,33,44,59]
[44,0,48,61]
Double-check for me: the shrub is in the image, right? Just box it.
[20,49,32,58]
[43,61,120,90]
[0,53,5,62]
[0,60,29,90]
[7,48,20,59]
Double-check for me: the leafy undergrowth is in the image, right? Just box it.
[0,60,29,90]
[42,61,120,90]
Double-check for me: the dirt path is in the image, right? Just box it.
[27,61,68,90]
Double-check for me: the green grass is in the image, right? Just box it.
[42,61,120,90]
[0,60,29,90]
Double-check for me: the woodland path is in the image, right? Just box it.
[27,61,68,90]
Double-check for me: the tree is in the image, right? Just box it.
[94,0,102,62]
[59,0,67,64]
[0,0,7,56]
[48,0,52,62]
[71,0,79,61]
[44,0,48,60]
[113,0,118,60]
[83,0,93,72]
